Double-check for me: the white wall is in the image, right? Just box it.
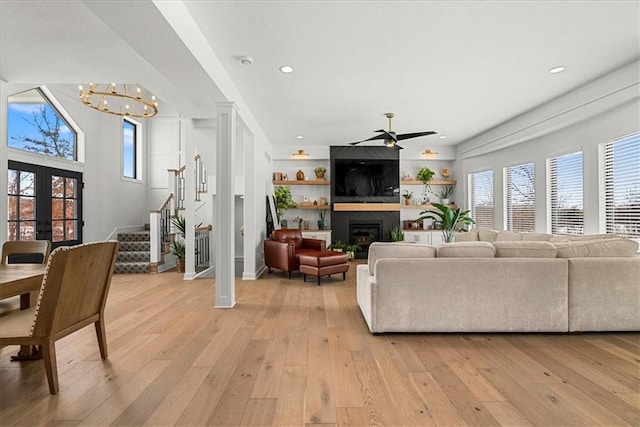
[1,83,149,243]
[455,61,640,234]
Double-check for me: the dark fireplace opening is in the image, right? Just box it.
[349,220,383,259]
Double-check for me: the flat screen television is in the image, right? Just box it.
[332,159,399,203]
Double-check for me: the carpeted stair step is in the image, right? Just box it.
[117,251,150,263]
[117,231,151,242]
[114,262,150,274]
[118,241,150,252]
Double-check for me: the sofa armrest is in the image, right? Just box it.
[264,239,295,271]
[302,238,326,251]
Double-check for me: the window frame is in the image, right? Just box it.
[122,117,142,182]
[547,150,584,236]
[468,170,494,230]
[504,162,536,232]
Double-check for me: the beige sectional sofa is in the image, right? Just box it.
[356,231,640,333]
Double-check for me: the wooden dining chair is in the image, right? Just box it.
[0,241,119,394]
[1,240,52,265]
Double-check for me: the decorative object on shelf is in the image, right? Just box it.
[281,219,288,228]
[348,112,437,150]
[417,166,435,197]
[388,226,405,242]
[317,205,328,230]
[439,185,454,205]
[319,196,327,206]
[282,174,288,181]
[294,216,304,229]
[422,149,439,159]
[301,195,311,206]
[314,166,327,179]
[78,83,158,118]
[417,203,475,243]
[402,190,413,205]
[292,149,309,159]
[273,172,283,181]
[303,220,310,230]
[274,185,297,222]
[414,197,423,205]
[296,169,305,180]
[441,168,450,179]
[402,170,412,180]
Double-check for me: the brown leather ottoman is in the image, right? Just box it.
[298,251,349,286]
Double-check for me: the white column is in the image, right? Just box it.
[214,102,237,307]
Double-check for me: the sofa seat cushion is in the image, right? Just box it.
[436,241,495,258]
[554,238,639,258]
[367,242,436,275]
[493,241,557,258]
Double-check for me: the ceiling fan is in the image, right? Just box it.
[349,112,437,150]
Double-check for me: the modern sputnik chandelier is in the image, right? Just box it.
[78,83,158,118]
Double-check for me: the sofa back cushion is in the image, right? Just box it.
[550,233,619,243]
[436,241,496,258]
[554,238,639,258]
[477,229,499,242]
[521,233,553,241]
[368,242,436,275]
[493,241,557,258]
[270,229,303,249]
[453,231,478,242]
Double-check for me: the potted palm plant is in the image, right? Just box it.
[171,216,186,272]
[274,185,297,225]
[417,203,475,243]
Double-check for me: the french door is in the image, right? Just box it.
[7,161,83,250]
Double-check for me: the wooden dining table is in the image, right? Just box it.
[0,263,46,360]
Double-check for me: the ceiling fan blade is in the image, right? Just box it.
[348,133,389,145]
[396,131,437,141]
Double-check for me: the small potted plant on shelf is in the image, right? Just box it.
[274,185,297,225]
[314,166,327,179]
[417,167,435,198]
[439,185,454,205]
[317,206,328,230]
[417,203,475,243]
[402,190,413,205]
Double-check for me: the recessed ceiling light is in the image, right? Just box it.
[240,56,253,65]
[549,66,565,74]
[279,65,294,74]
[296,135,303,139]
[439,135,447,139]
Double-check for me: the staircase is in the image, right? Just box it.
[114,231,151,274]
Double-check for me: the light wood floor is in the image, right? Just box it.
[1,264,638,426]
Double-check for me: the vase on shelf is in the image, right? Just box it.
[296,170,305,180]
[318,219,328,230]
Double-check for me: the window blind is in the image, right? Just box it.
[505,163,535,232]
[549,151,583,235]
[602,133,640,242]
[469,170,494,229]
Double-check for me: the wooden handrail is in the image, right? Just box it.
[195,224,213,232]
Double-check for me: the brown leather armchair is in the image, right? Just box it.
[264,229,326,278]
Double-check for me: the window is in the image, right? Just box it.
[8,88,77,160]
[601,133,640,242]
[123,119,137,179]
[549,151,583,235]
[469,170,494,229]
[505,163,535,232]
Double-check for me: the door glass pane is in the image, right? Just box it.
[7,223,17,240]
[52,198,64,220]
[8,195,18,220]
[65,200,76,218]
[7,170,17,193]
[52,220,64,242]
[20,172,35,196]
[20,197,35,219]
[65,178,76,197]
[21,221,36,240]
[51,175,65,197]
[65,220,77,240]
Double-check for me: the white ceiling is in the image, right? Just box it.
[1,1,639,149]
